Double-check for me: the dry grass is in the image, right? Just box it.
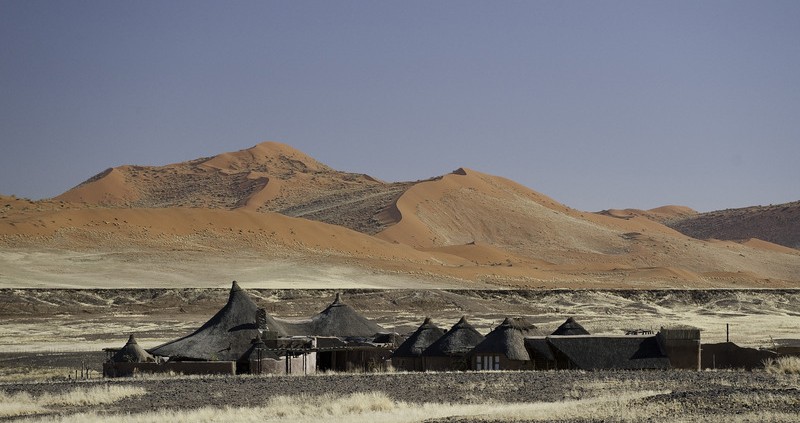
[0,367,76,383]
[764,356,800,374]
[21,390,674,423]
[0,385,146,418]
[12,385,800,422]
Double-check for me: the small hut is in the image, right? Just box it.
[392,317,446,371]
[149,281,287,363]
[308,293,385,338]
[111,335,155,363]
[422,316,485,371]
[103,335,157,377]
[551,317,590,336]
[309,293,389,372]
[470,317,540,370]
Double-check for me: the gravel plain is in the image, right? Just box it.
[1,370,798,422]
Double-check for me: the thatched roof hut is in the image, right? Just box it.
[307,293,385,337]
[394,317,446,358]
[149,281,287,361]
[423,316,485,358]
[525,337,556,368]
[546,335,670,370]
[471,317,540,362]
[551,317,590,336]
[111,335,155,363]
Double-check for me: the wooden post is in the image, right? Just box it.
[726,324,730,343]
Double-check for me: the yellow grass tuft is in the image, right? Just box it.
[0,385,146,418]
[764,356,800,374]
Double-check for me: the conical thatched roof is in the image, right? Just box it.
[471,317,540,361]
[149,281,287,361]
[308,293,385,337]
[394,317,447,358]
[422,316,485,357]
[551,317,590,336]
[111,335,155,363]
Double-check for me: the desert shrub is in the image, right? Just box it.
[764,356,800,374]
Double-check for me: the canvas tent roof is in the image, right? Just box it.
[111,335,155,363]
[546,335,670,370]
[149,281,287,361]
[471,317,541,361]
[423,316,485,357]
[393,317,447,358]
[306,293,385,337]
[551,317,590,336]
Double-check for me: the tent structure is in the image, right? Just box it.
[149,281,287,361]
[307,293,385,338]
[110,335,155,363]
[392,317,446,371]
[551,317,590,336]
[470,317,541,370]
[422,316,485,371]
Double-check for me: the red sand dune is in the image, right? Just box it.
[3,143,799,289]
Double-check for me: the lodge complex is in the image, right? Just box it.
[103,281,787,377]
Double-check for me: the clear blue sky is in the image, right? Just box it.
[2,1,798,212]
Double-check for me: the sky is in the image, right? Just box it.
[1,1,799,212]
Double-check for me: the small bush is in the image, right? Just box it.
[764,356,800,374]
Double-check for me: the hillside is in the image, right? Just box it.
[2,142,799,289]
[597,205,698,224]
[55,142,413,234]
[666,201,800,250]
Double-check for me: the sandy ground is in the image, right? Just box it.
[1,289,797,356]
[0,249,492,289]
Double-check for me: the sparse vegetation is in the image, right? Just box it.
[16,387,800,423]
[2,370,798,422]
[0,385,146,418]
[765,356,800,374]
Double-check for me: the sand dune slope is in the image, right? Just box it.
[375,168,800,284]
[54,142,408,234]
[5,142,800,289]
